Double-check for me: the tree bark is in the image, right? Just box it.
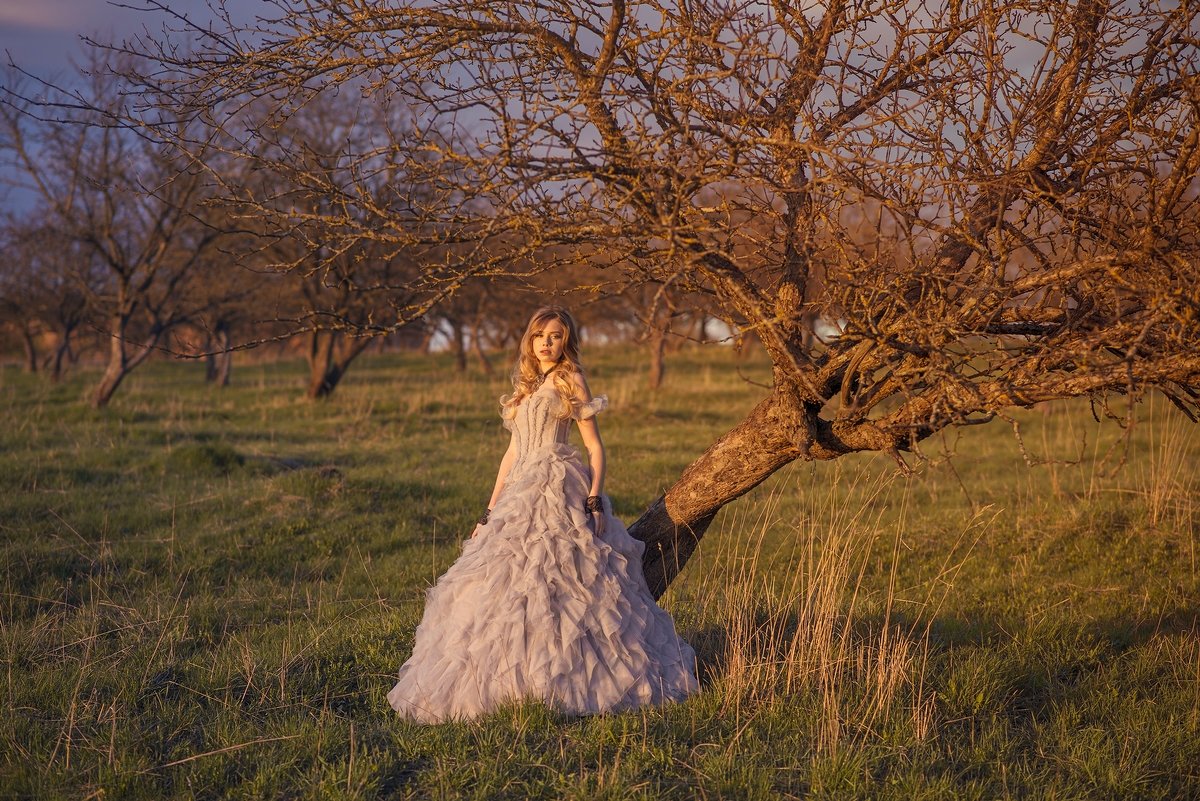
[471,318,495,376]
[647,325,666,390]
[48,326,75,382]
[205,324,233,387]
[92,317,130,408]
[306,330,371,399]
[20,325,39,374]
[629,390,810,598]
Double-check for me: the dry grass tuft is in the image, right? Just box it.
[674,463,985,753]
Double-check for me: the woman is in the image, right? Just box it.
[387,306,699,722]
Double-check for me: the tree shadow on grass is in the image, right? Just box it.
[687,624,730,689]
[377,756,434,796]
[1088,605,1200,651]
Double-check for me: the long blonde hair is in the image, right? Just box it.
[500,306,584,424]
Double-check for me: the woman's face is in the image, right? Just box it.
[531,318,567,367]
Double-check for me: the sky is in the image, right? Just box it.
[0,1,1080,218]
[1,1,261,209]
[0,1,256,79]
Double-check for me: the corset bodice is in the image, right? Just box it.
[511,381,572,458]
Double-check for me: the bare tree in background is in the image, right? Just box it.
[0,222,97,380]
[433,283,497,374]
[622,278,718,390]
[227,92,438,398]
[0,225,42,373]
[188,222,285,388]
[295,243,404,399]
[105,0,1198,595]
[0,66,232,406]
[0,258,45,374]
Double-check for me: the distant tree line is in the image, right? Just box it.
[1,59,717,405]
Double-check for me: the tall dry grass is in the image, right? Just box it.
[1136,395,1199,580]
[672,462,986,754]
[1140,396,1198,520]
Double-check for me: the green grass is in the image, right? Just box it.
[1,346,1198,800]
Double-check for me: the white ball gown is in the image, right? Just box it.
[387,379,699,723]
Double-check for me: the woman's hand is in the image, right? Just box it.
[471,508,491,539]
[585,495,606,538]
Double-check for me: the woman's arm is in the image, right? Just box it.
[572,373,606,498]
[472,432,517,538]
[488,432,519,508]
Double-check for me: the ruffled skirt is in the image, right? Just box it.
[387,443,699,723]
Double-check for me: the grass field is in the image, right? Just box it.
[2,346,1198,800]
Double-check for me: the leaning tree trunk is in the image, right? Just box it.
[629,388,839,599]
[628,373,981,597]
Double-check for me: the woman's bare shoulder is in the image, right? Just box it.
[568,370,592,398]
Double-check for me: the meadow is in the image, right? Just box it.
[1,345,1198,800]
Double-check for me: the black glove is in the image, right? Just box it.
[585,495,605,537]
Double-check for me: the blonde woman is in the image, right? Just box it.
[387,306,698,722]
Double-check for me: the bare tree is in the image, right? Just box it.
[0,221,97,380]
[434,278,534,376]
[0,230,42,372]
[109,0,1198,595]
[0,290,42,374]
[621,278,717,390]
[233,92,437,398]
[1,66,231,406]
[189,230,283,389]
[297,248,394,399]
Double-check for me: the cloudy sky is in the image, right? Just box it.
[1,1,254,78]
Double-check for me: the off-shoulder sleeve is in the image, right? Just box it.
[574,394,609,421]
